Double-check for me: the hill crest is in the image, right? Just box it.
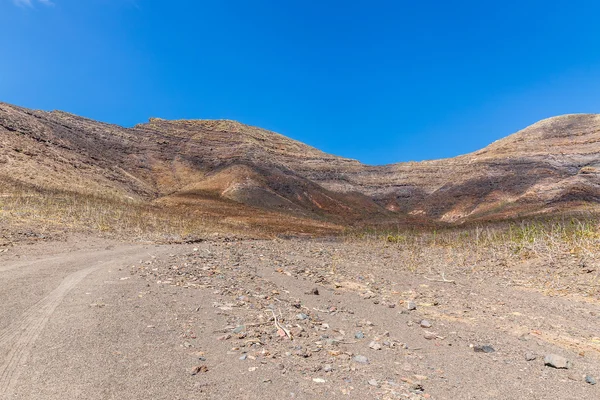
[2,101,600,229]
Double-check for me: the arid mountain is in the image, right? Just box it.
[1,101,599,229]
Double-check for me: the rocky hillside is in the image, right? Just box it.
[1,101,599,227]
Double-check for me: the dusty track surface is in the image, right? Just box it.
[1,238,599,399]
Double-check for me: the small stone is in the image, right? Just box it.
[353,355,369,364]
[407,301,417,311]
[524,352,536,361]
[369,341,382,350]
[311,288,320,295]
[544,354,572,369]
[586,375,597,385]
[232,325,245,334]
[473,345,495,353]
[239,354,247,361]
[420,320,432,328]
[313,378,326,383]
[296,313,309,320]
[410,383,425,393]
[423,332,437,340]
[323,364,333,373]
[368,379,379,387]
[355,331,365,339]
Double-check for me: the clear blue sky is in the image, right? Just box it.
[2,0,600,165]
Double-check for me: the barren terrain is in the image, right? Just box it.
[2,101,600,399]
[2,229,600,399]
[2,102,600,234]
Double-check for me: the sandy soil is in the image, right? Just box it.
[1,236,599,399]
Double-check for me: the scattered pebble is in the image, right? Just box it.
[368,379,379,387]
[232,325,245,334]
[353,355,369,364]
[355,331,365,339]
[313,378,326,383]
[420,320,432,328]
[544,354,572,369]
[586,375,597,385]
[473,345,495,353]
[369,341,382,350]
[524,352,536,361]
[407,301,417,311]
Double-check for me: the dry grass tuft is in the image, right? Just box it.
[344,217,600,297]
[0,183,240,242]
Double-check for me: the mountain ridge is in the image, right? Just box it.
[1,101,599,230]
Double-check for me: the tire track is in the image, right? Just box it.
[0,264,101,398]
[0,256,62,273]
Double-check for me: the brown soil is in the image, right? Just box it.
[2,235,599,399]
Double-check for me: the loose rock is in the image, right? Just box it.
[368,379,379,387]
[473,345,495,353]
[369,341,382,350]
[232,325,245,334]
[353,355,369,364]
[586,375,597,385]
[544,354,572,369]
[420,320,432,328]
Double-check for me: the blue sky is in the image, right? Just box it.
[1,0,600,165]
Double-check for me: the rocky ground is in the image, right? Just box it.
[2,234,600,399]
[128,238,600,399]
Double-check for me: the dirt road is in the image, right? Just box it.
[0,238,193,399]
[1,238,600,399]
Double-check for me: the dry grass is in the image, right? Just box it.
[0,180,342,242]
[344,217,600,297]
[0,183,241,242]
